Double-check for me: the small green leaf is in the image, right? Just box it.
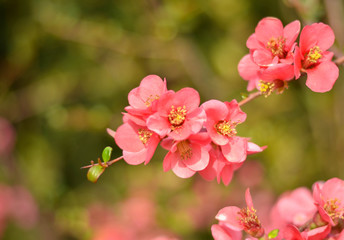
[268,229,279,239]
[87,165,105,183]
[241,93,248,99]
[102,146,112,163]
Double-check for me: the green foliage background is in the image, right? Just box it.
[1,0,343,239]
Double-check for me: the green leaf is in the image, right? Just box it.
[268,229,279,239]
[87,165,105,183]
[102,146,112,163]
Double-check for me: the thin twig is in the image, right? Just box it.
[81,156,123,169]
[238,91,262,107]
[334,56,344,65]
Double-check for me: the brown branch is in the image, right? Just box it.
[334,56,344,65]
[238,91,262,107]
[81,156,123,169]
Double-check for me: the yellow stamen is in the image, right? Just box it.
[145,94,160,107]
[324,198,344,223]
[307,46,322,63]
[168,105,187,129]
[138,129,153,144]
[215,120,237,137]
[258,80,275,97]
[266,36,286,58]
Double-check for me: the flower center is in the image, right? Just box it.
[324,198,344,224]
[258,80,275,97]
[168,105,187,129]
[145,94,160,107]
[303,46,322,69]
[215,120,237,137]
[238,207,264,238]
[176,140,192,160]
[266,36,286,58]
[138,129,153,144]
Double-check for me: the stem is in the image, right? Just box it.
[334,56,344,65]
[238,91,262,107]
[81,156,124,169]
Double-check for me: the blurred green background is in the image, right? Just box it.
[1,0,343,239]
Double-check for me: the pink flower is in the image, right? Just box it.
[147,88,206,141]
[248,17,300,65]
[270,187,317,229]
[294,23,339,92]
[313,178,344,226]
[161,132,210,178]
[239,17,300,90]
[202,99,246,146]
[125,75,167,115]
[215,189,265,238]
[114,120,160,165]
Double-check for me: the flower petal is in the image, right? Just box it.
[123,149,147,165]
[258,63,294,81]
[221,137,248,163]
[238,54,260,90]
[300,23,335,53]
[115,123,144,152]
[305,61,339,92]
[183,144,209,171]
[147,113,171,137]
[255,17,284,45]
[283,20,301,51]
[215,206,243,231]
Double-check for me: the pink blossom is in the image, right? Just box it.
[270,187,317,229]
[239,17,300,90]
[294,23,339,92]
[125,75,167,115]
[161,132,210,178]
[215,189,265,238]
[114,120,160,165]
[202,99,246,146]
[313,178,344,226]
[147,87,206,141]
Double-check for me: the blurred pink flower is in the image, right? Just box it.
[237,160,264,187]
[211,224,242,240]
[0,185,38,237]
[161,132,210,178]
[147,88,206,141]
[294,23,339,92]
[270,187,317,229]
[215,189,264,238]
[313,178,344,226]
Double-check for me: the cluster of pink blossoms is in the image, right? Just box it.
[212,178,344,240]
[238,17,339,93]
[110,75,265,184]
